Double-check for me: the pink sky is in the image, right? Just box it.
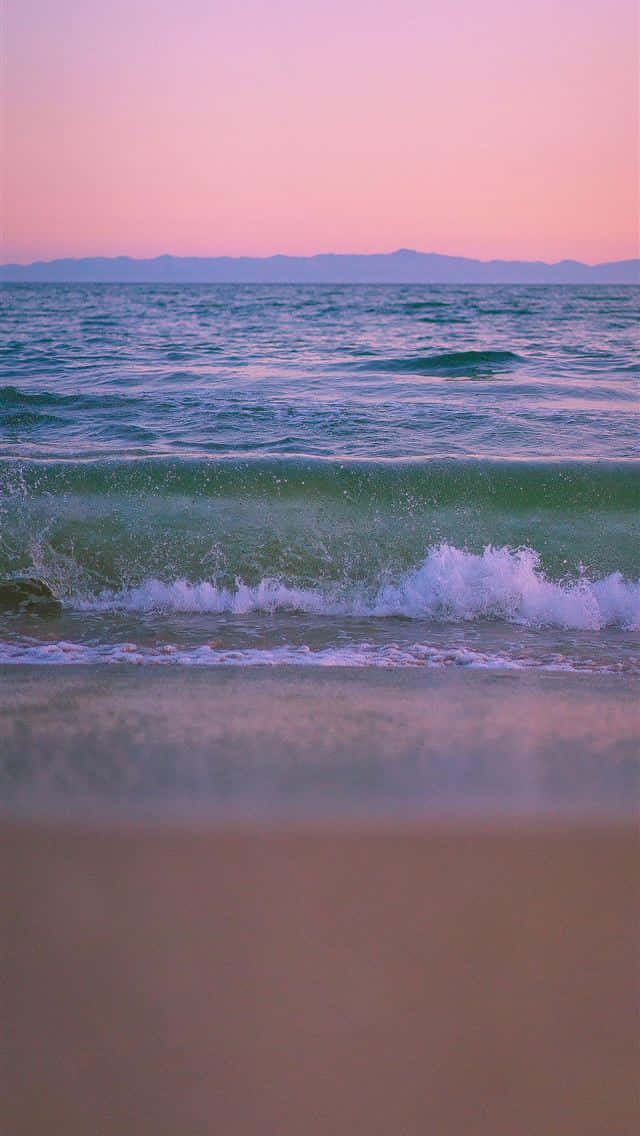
[3,0,638,264]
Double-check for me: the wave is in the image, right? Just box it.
[3,456,638,510]
[360,350,522,376]
[0,637,633,673]
[76,545,640,630]
[402,300,452,312]
[3,460,638,600]
[1,411,65,428]
[0,386,64,406]
[0,385,139,410]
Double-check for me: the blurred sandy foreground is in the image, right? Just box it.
[2,665,638,1133]
[2,818,638,1136]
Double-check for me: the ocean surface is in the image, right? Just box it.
[1,283,638,674]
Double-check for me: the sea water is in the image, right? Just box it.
[1,283,638,674]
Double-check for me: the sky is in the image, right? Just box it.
[2,0,638,264]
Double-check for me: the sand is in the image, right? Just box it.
[1,665,638,1132]
[2,818,639,1135]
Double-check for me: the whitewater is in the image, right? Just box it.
[75,544,638,631]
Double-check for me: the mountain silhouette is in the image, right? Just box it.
[2,248,638,284]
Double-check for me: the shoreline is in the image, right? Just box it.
[1,664,638,814]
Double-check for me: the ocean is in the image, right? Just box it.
[0,282,638,679]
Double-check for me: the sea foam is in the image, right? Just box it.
[77,544,640,630]
[0,640,633,673]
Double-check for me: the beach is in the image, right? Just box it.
[3,663,639,1132]
[3,815,638,1135]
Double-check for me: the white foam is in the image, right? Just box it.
[75,544,640,630]
[0,639,632,673]
[374,545,640,629]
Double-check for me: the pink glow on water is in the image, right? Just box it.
[3,0,638,264]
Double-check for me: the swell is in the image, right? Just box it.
[1,411,66,428]
[3,457,639,511]
[357,350,523,375]
[0,385,141,410]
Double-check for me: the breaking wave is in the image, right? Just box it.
[77,544,640,631]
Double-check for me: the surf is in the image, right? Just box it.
[65,544,640,631]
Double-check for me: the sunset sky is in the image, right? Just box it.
[3,0,638,264]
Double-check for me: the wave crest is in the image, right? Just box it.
[78,544,640,630]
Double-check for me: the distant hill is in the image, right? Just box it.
[1,249,638,284]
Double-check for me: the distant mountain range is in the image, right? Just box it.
[1,249,638,284]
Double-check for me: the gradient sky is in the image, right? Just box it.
[3,0,638,264]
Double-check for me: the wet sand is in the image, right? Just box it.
[1,664,639,810]
[2,818,639,1135]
